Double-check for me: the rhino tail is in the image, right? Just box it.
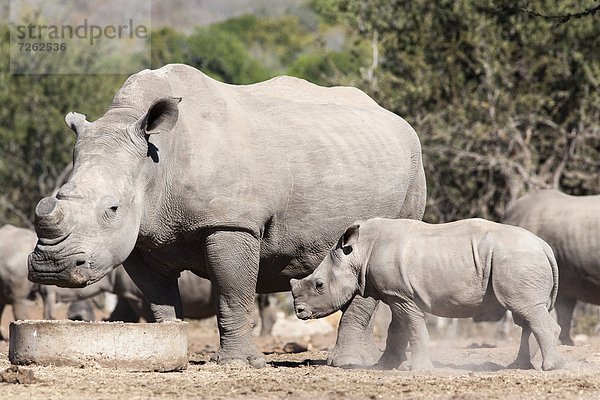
[397,147,426,221]
[542,241,559,312]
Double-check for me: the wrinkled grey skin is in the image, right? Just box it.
[503,190,600,346]
[28,64,426,367]
[291,218,564,371]
[0,225,38,339]
[67,299,95,321]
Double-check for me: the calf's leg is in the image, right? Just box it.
[523,305,564,370]
[328,296,382,366]
[384,300,432,371]
[376,303,409,369]
[508,314,535,369]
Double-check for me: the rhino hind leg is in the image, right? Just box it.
[510,307,564,371]
[205,231,265,368]
[508,315,535,370]
[327,296,382,367]
[554,296,576,346]
[526,305,564,370]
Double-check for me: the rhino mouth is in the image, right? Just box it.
[294,305,313,320]
[28,267,93,288]
[28,251,94,288]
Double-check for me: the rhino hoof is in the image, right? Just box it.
[210,351,266,369]
[542,355,565,371]
[559,336,575,346]
[410,357,434,371]
[327,344,382,367]
[507,359,535,370]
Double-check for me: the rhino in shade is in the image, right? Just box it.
[503,190,600,345]
[0,225,38,339]
[28,64,426,367]
[291,218,564,371]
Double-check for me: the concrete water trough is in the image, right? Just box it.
[8,320,188,371]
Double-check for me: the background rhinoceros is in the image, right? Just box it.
[503,189,600,345]
[28,64,426,367]
[0,224,38,339]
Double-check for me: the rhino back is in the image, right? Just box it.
[504,190,600,280]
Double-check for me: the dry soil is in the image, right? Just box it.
[2,302,600,399]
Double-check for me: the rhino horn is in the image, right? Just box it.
[34,197,70,240]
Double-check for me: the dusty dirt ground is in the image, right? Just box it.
[2,301,600,399]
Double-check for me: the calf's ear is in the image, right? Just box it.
[137,96,182,135]
[341,224,360,249]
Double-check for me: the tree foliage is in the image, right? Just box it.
[0,26,128,227]
[314,0,600,222]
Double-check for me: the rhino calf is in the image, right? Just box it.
[291,218,564,371]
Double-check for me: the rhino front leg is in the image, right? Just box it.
[328,296,382,367]
[122,249,183,322]
[376,305,409,369]
[402,303,433,371]
[205,230,265,368]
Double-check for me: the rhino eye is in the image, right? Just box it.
[342,245,353,255]
[315,280,324,292]
[104,204,118,219]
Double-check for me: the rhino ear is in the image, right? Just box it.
[65,112,90,135]
[137,96,181,135]
[341,224,360,249]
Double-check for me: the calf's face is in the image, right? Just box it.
[290,225,362,319]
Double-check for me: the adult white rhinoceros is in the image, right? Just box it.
[503,189,599,345]
[28,64,426,367]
